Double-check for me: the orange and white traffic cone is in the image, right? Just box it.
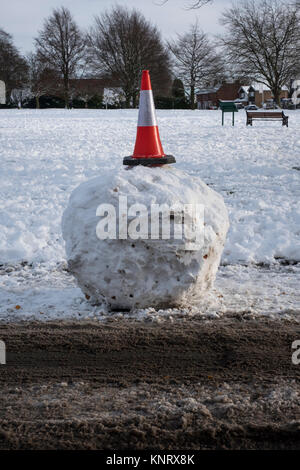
[123,70,176,166]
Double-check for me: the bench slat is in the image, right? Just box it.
[247,112,283,118]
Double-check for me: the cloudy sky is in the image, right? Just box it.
[1,0,232,54]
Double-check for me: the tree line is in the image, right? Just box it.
[0,0,299,109]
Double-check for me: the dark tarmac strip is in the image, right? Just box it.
[0,318,299,450]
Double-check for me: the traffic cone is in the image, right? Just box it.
[123,70,176,166]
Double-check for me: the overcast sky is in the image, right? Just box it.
[1,0,232,55]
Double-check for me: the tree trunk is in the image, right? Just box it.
[190,85,195,110]
[35,96,40,109]
[132,92,138,108]
[125,93,131,108]
[64,74,69,109]
[273,86,281,107]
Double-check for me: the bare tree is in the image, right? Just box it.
[168,22,224,109]
[220,0,300,105]
[87,6,172,107]
[0,28,28,101]
[35,7,86,108]
[27,53,59,108]
[157,0,212,9]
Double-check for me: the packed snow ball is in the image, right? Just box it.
[62,166,229,310]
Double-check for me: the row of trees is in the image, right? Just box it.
[0,28,28,101]
[1,0,300,109]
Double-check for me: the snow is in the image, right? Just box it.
[62,166,229,309]
[0,108,299,320]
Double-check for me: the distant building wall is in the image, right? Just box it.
[197,91,218,109]
[0,81,5,105]
[197,83,241,109]
[216,83,241,102]
[255,90,288,107]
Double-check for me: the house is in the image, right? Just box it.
[236,83,289,107]
[292,79,300,106]
[196,87,220,109]
[0,80,5,105]
[196,82,241,109]
[237,86,254,105]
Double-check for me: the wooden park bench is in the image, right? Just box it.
[246,111,289,127]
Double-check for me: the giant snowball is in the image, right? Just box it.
[62,166,229,310]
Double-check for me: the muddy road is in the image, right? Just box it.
[0,317,299,450]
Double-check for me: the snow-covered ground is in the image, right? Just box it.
[0,108,299,321]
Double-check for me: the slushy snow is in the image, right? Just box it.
[62,166,229,309]
[0,108,299,320]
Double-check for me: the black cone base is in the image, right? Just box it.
[123,155,176,166]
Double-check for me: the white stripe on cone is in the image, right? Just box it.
[137,90,157,127]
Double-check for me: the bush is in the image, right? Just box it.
[87,94,103,109]
[154,95,189,109]
[0,103,17,109]
[154,96,173,109]
[23,95,65,108]
[71,98,85,108]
